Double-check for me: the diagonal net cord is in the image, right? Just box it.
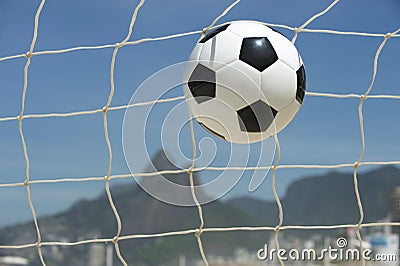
[0,160,400,190]
[18,0,47,265]
[291,0,340,43]
[0,92,399,124]
[0,24,399,64]
[102,0,146,264]
[198,0,241,41]
[5,220,400,251]
[352,27,400,266]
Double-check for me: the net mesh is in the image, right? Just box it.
[0,0,399,265]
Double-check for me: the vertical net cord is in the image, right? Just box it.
[271,135,284,266]
[191,2,243,264]
[188,118,209,266]
[18,0,47,265]
[353,27,400,266]
[103,0,146,265]
[272,2,342,265]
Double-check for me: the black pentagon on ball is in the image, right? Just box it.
[239,37,278,72]
[237,100,277,132]
[188,64,216,104]
[199,24,230,43]
[296,65,306,104]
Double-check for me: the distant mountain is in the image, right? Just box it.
[228,165,400,228]
[1,151,398,266]
[0,150,269,266]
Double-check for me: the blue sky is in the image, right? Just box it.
[0,0,399,226]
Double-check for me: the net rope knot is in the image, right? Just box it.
[115,42,124,49]
[201,27,209,35]
[186,166,194,173]
[195,228,203,238]
[102,106,109,113]
[274,225,281,233]
[294,27,301,33]
[360,94,367,101]
[24,51,32,59]
[384,33,393,39]
[112,236,119,243]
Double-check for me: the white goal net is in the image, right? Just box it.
[0,0,399,265]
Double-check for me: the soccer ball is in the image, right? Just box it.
[183,20,306,144]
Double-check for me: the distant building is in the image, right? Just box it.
[391,187,400,236]
[88,243,105,266]
[368,233,398,266]
[88,243,114,266]
[0,256,29,266]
